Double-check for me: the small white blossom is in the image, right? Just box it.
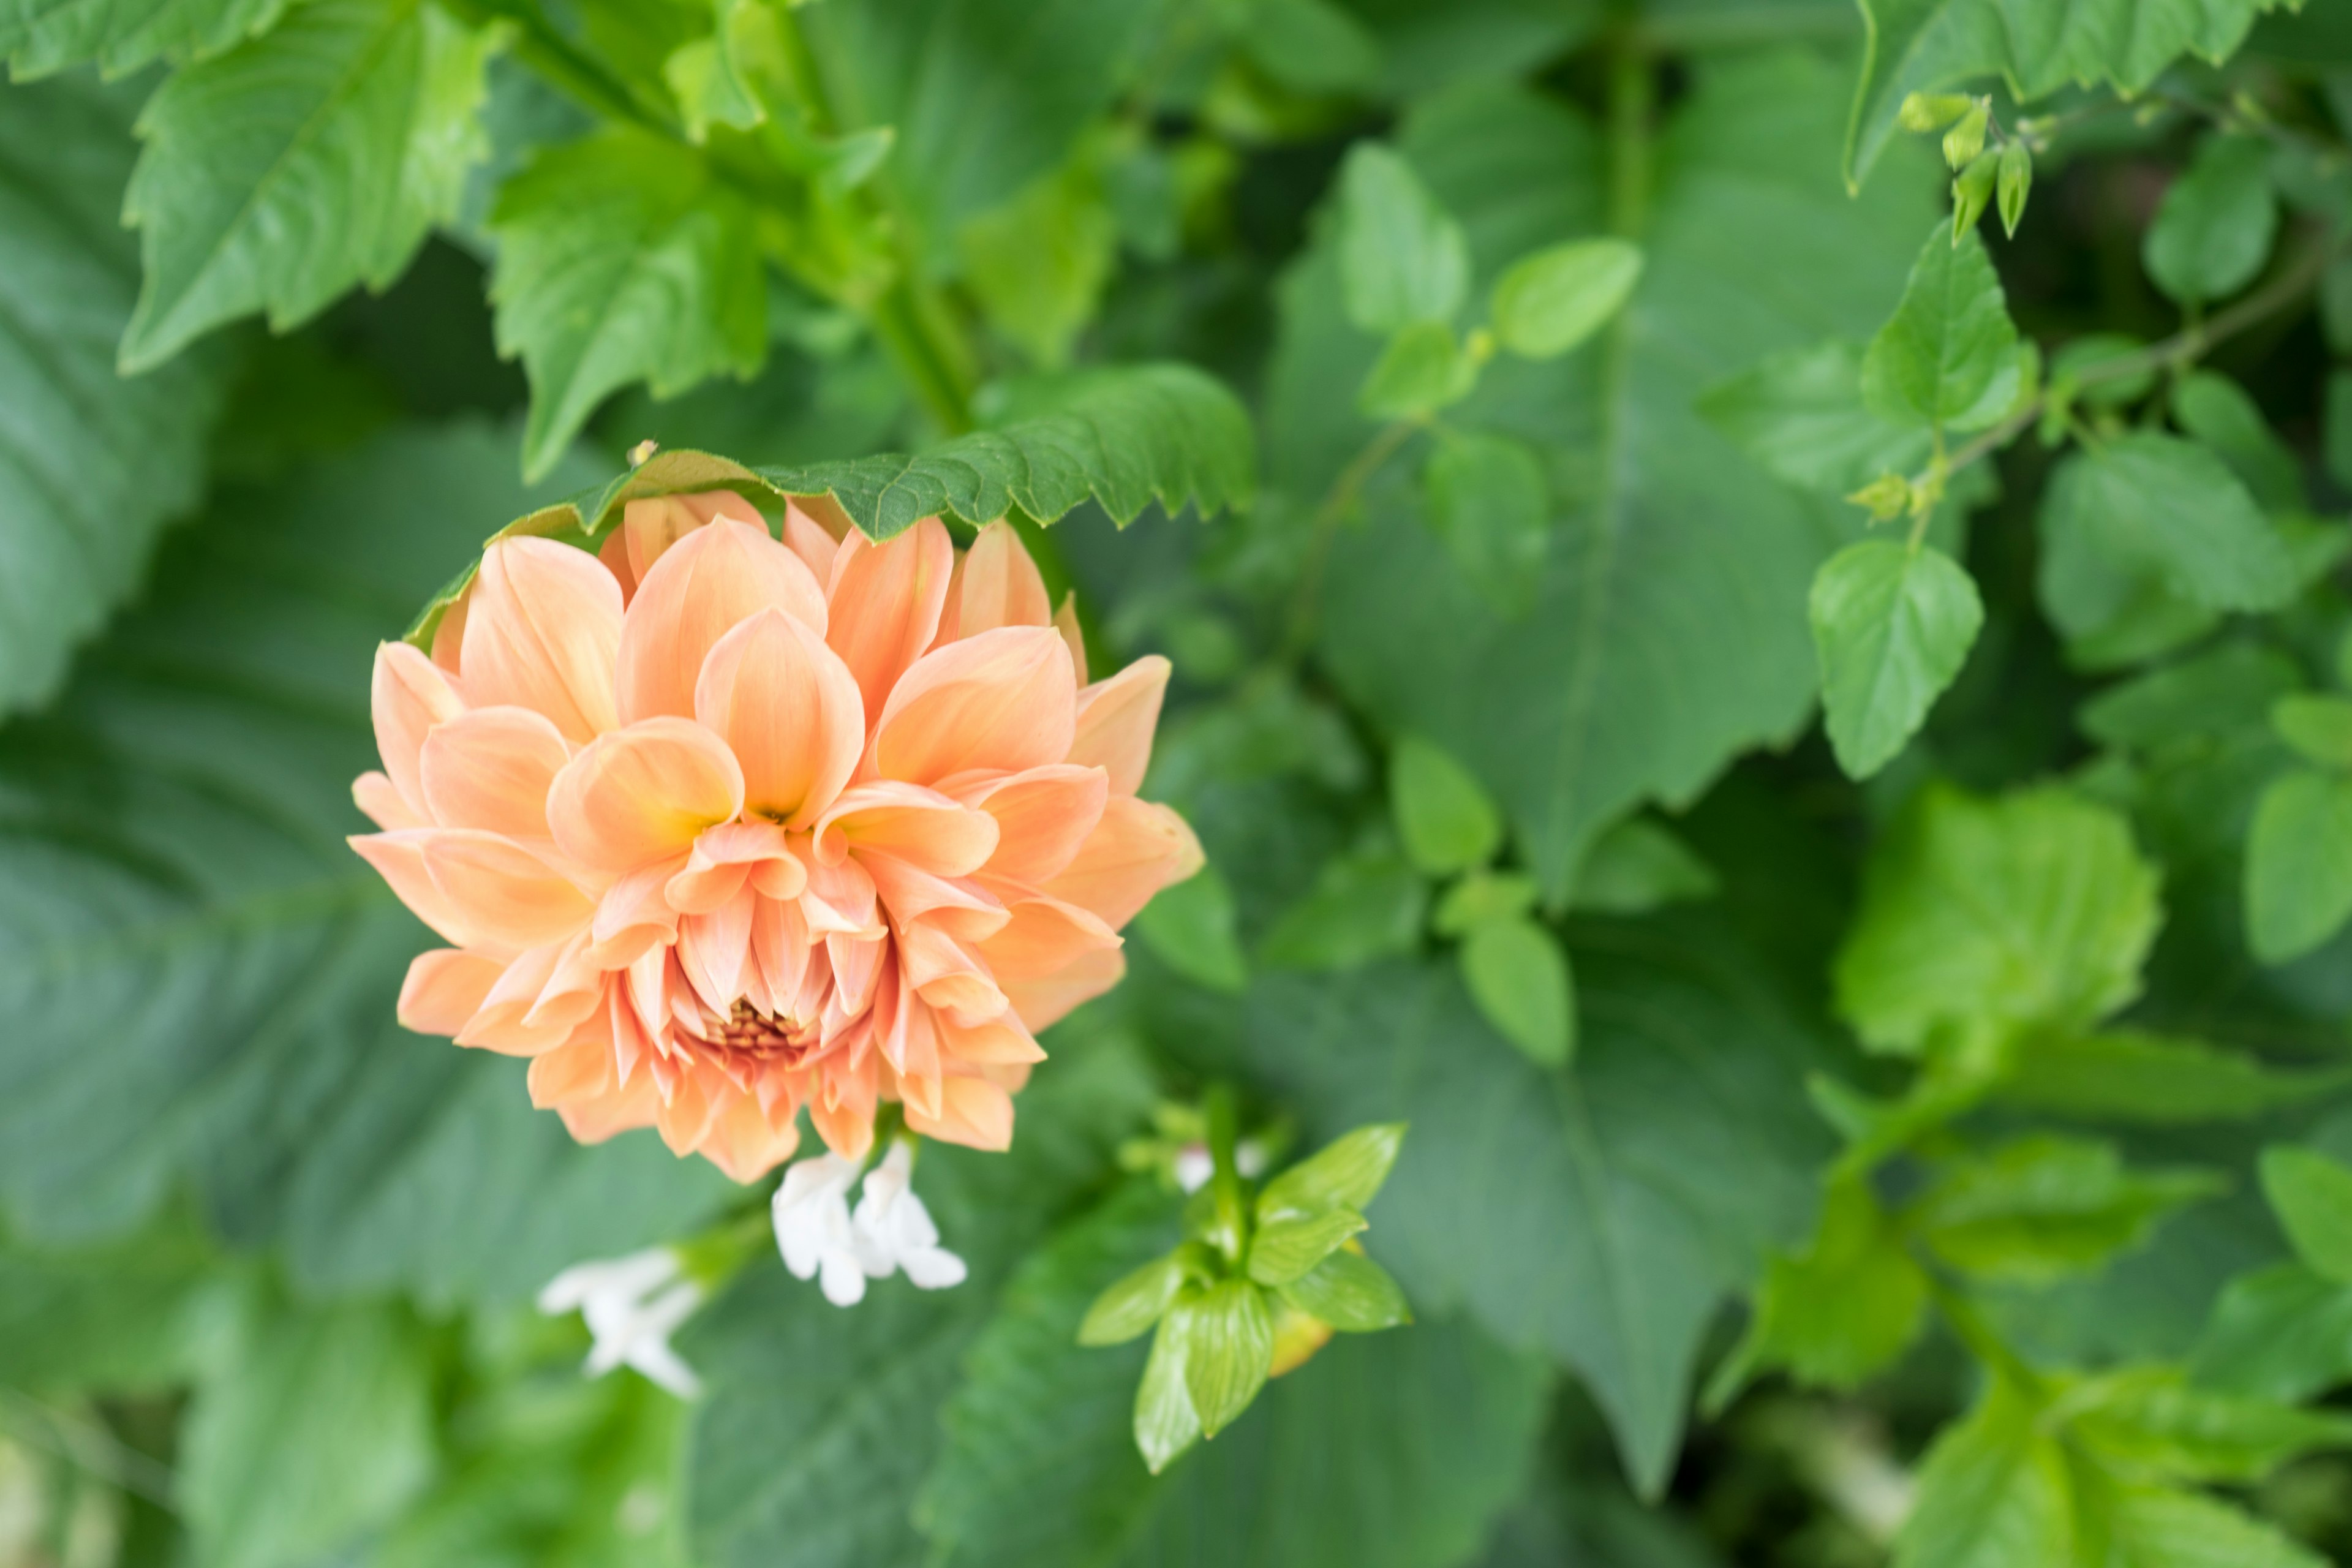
[1173,1138,1268,1194]
[773,1152,871,1307]
[537,1248,704,1399]
[853,1141,968,1291]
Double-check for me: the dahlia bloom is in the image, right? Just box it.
[351,492,1200,1181]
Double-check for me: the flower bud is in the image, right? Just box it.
[1899,92,1975,134]
[1997,143,2032,238]
[1942,100,1989,170]
[1951,150,1998,243]
[1847,473,1910,522]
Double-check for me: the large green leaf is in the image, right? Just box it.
[0,421,721,1272]
[1809,540,1985,780]
[121,0,496,371]
[1892,1377,2071,1568]
[1860,226,2020,431]
[489,129,767,482]
[1294,53,1936,899]
[0,0,282,76]
[0,75,225,720]
[1845,0,2301,187]
[2038,434,2296,625]
[1152,914,1838,1494]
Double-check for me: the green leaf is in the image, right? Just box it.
[2097,1487,2328,1568]
[2078,642,2302,751]
[1336,143,1471,334]
[2245,770,2352,965]
[2329,370,2352,492]
[1390,734,1504,876]
[2261,1146,2352,1284]
[0,0,286,75]
[1891,1378,2072,1568]
[1175,1278,1275,1439]
[1235,0,1383,96]
[1834,784,2162,1057]
[1861,225,2021,431]
[2173,370,2306,513]
[2145,135,2278,306]
[0,75,226,719]
[1809,540,1985,780]
[1136,1311,1205,1476]
[2040,434,2296,620]
[1488,238,1643,360]
[1708,1173,1928,1407]
[1459,915,1575,1066]
[2271,694,2352,771]
[1433,869,1541,933]
[121,0,495,372]
[1257,1123,1407,1222]
[1247,1205,1369,1287]
[2192,1264,2352,1404]
[1910,1136,2222,1284]
[2070,1367,2352,1483]
[959,154,1118,369]
[1357,320,1477,418]
[1698,339,1933,497]
[1133,863,1249,995]
[1567,818,1718,914]
[489,128,767,481]
[1422,427,1550,618]
[1079,1256,1188,1348]
[1280,1248,1412,1333]
[182,1295,437,1568]
[1259,850,1427,972]
[1844,0,2298,189]
[1301,56,1942,899]
[0,1219,234,1392]
[2000,1030,2352,1125]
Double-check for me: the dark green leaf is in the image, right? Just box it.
[1911,1136,2222,1284]
[1860,226,2021,431]
[2173,370,2305,513]
[2261,1145,2352,1284]
[1567,819,1717,914]
[2245,770,2352,965]
[1488,237,1642,360]
[2078,642,2302,751]
[1133,864,1249,995]
[2000,1030,2351,1126]
[1698,339,1932,497]
[1336,144,1471,334]
[1259,850,1427,971]
[0,1219,234,1392]
[1458,916,1574,1066]
[1809,540,1985,780]
[1421,428,1550,617]
[0,0,285,75]
[121,0,495,371]
[2192,1264,2352,1403]
[2040,434,2294,619]
[2145,135,2278,305]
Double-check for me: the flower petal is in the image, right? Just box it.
[825,517,953,731]
[905,1075,1014,1152]
[871,625,1076,786]
[814,780,1000,877]
[937,519,1050,643]
[616,517,830,723]
[957,764,1107,884]
[421,829,598,949]
[1001,944,1126,1032]
[782,501,840,584]
[354,771,423,830]
[350,830,490,951]
[549,717,746,876]
[1068,655,1170,796]
[420,705,571,839]
[699,1088,802,1183]
[1053,591,1087,685]
[695,608,863,826]
[668,818,804,914]
[461,538,624,744]
[372,641,464,820]
[975,886,1121,983]
[621,491,767,590]
[398,948,503,1036]
[1042,796,1202,929]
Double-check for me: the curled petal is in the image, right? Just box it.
[813,781,999,878]
[1043,797,1202,929]
[976,886,1121,983]
[1002,945,1126,1033]
[460,937,601,1054]
[863,853,1011,943]
[461,538,623,744]
[549,717,745,876]
[398,948,503,1036]
[669,818,805,914]
[1052,592,1087,685]
[897,919,1009,1020]
[616,518,830,723]
[956,764,1107,885]
[694,608,863,826]
[372,641,464,820]
[430,586,470,675]
[350,831,492,951]
[871,626,1076,786]
[354,771,423,831]
[938,1009,1047,1067]
[1068,655,1170,796]
[782,501,840,584]
[590,855,688,967]
[700,1093,803,1183]
[420,705,570,839]
[936,519,1050,643]
[802,853,880,936]
[421,829,597,951]
[825,518,953,729]
[906,1074,1014,1153]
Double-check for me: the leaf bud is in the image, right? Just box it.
[1846,473,1910,522]
[1997,143,2032,238]
[1951,150,1998,243]
[1899,92,1975,134]
[1942,100,1989,170]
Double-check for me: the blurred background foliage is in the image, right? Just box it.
[9,0,2352,1564]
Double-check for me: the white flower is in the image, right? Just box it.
[537,1248,704,1399]
[1173,1138,1268,1194]
[773,1152,872,1307]
[853,1141,967,1291]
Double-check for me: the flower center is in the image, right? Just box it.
[699,1000,820,1063]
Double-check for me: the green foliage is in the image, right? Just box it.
[1420,427,1550,616]
[1861,226,2021,431]
[2261,1147,2352,1284]
[2245,770,2352,963]
[1336,144,1470,335]
[1458,915,1575,1065]
[1389,735,1503,876]
[2144,134,2278,306]
[1487,238,1642,361]
[1809,540,1985,780]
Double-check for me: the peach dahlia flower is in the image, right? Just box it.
[350,492,1200,1182]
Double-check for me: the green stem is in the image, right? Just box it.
[1280,415,1426,663]
[1202,1083,1249,1268]
[445,0,672,134]
[1921,1270,2042,1395]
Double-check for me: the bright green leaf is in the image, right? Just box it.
[2070,1366,2352,1483]
[2098,1487,2327,1568]
[1257,1123,1408,1222]
[1079,1258,1187,1349]
[1357,320,1477,418]
[1335,143,1470,334]
[959,154,1118,369]
[1246,1205,1368,1287]
[1432,870,1540,934]
[2271,693,2352,771]
[2145,135,2278,306]
[1698,339,1934,497]
[121,0,495,372]
[1175,1278,1275,1438]
[1488,236,1643,360]
[2261,1145,2352,1284]
[0,0,285,75]
[1136,1311,1203,1474]
[2245,770,2352,965]
[1892,1377,2072,1568]
[1459,915,1575,1066]
[1568,818,1719,914]
[1860,225,2021,432]
[1390,734,1504,876]
[1422,427,1550,617]
[2192,1264,2352,1404]
[1279,1248,1413,1333]
[2001,1030,2351,1125]
[1809,540,1985,779]
[2078,642,2302,751]
[1911,1136,2221,1284]
[1134,862,1249,995]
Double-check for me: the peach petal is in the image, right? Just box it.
[1043,796,1203,929]
[590,855,687,967]
[956,764,1108,884]
[622,491,766,587]
[694,608,863,826]
[420,705,570,839]
[680,885,755,1014]
[421,829,598,950]
[397,948,503,1036]
[801,853,880,937]
[616,517,829,723]
[460,939,599,1054]
[938,1010,1047,1066]
[782,501,840,584]
[655,1067,731,1155]
[1003,944,1126,1032]
[461,538,623,744]
[372,641,464,820]
[355,771,423,831]
[430,586,470,675]
[597,529,639,604]
[864,854,1012,941]
[940,519,1051,643]
[897,919,1009,1020]
[549,717,745,876]
[350,831,489,951]
[872,625,1076,786]
[976,888,1121,983]
[699,1093,803,1183]
[807,1061,878,1159]
[907,1074,1015,1152]
[826,517,953,730]
[1068,655,1170,796]
[668,819,805,914]
[813,780,1000,877]
[1053,591,1087,685]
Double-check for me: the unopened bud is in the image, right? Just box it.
[1951,150,1997,243]
[1942,101,1989,169]
[1899,92,1975,134]
[1997,143,2032,238]
[1847,473,1910,522]
[628,439,659,466]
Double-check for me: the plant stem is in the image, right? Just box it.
[1281,416,1427,663]
[1202,1082,1249,1267]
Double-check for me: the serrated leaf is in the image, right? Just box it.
[1810,540,1985,780]
[1910,1136,2222,1284]
[1257,1123,1406,1221]
[1336,143,1469,334]
[1422,427,1550,617]
[0,0,286,76]
[0,75,225,720]
[489,128,767,481]
[1835,784,2161,1057]
[2261,1146,2352,1284]
[1280,1248,1412,1333]
[2145,134,2278,306]
[1175,1278,1275,1438]
[1459,916,1575,1066]
[1390,734,1503,876]
[2097,1487,2328,1568]
[2000,1030,2351,1125]
[2245,770,2352,965]
[2192,1263,2352,1404]
[1709,1173,1927,1406]
[1861,225,2021,431]
[1246,1205,1368,1286]
[1488,237,1642,360]
[2041,434,2296,620]
[1892,1377,2071,1568]
[1699,339,1933,496]
[2070,1366,2352,1483]
[121,0,495,372]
